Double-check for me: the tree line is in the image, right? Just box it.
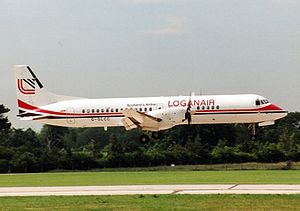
[0,104,299,173]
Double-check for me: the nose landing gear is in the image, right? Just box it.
[248,123,259,140]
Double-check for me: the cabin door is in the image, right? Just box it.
[66,107,75,124]
[156,103,164,110]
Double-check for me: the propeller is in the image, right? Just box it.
[182,92,194,125]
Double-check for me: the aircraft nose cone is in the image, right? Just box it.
[262,103,286,112]
[269,104,285,111]
[260,104,288,118]
[270,104,288,118]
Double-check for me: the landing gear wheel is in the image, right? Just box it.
[139,134,150,144]
[151,131,161,139]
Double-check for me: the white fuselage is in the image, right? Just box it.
[30,94,287,131]
[14,65,287,132]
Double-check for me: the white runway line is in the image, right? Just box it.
[0,184,300,196]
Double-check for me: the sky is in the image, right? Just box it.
[0,0,299,130]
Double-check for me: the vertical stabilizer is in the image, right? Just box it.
[14,65,80,114]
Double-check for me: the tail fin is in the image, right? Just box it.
[15,65,80,115]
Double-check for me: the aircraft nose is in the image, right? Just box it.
[271,104,288,117]
[261,103,288,116]
[267,103,286,111]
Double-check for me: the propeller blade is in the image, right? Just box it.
[183,91,193,125]
[187,112,192,125]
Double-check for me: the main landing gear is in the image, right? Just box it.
[151,131,161,139]
[139,134,150,144]
[139,131,161,144]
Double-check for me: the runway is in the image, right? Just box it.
[1,184,300,196]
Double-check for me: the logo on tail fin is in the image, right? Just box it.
[26,66,44,89]
[18,78,36,95]
[17,66,44,95]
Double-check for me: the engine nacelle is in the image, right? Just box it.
[148,107,187,130]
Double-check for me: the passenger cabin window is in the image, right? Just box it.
[116,108,119,112]
[149,107,152,111]
[106,108,109,112]
[197,106,200,110]
[82,109,85,113]
[87,109,90,113]
[91,109,95,113]
[101,109,104,113]
[216,105,220,109]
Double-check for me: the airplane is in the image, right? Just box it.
[15,65,288,143]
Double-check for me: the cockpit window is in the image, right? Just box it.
[260,99,270,105]
[255,99,261,106]
[256,99,269,106]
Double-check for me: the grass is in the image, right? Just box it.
[1,166,300,210]
[0,170,300,187]
[0,194,300,210]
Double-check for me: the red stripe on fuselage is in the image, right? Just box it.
[18,99,38,110]
[258,104,283,111]
[196,104,284,113]
[17,99,284,118]
[17,99,123,116]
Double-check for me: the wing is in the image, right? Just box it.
[121,109,162,131]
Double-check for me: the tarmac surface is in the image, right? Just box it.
[1,184,300,196]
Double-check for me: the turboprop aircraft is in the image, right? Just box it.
[15,65,288,143]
